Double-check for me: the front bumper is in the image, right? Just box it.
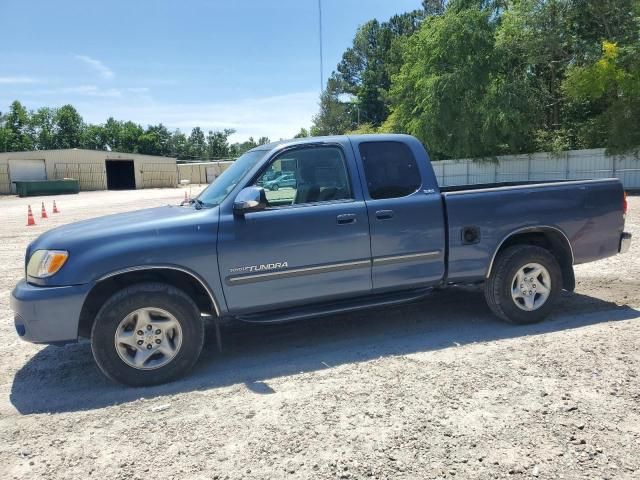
[10,280,92,344]
[620,232,632,254]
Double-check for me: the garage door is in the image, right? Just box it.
[9,159,47,193]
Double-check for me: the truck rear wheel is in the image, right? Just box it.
[91,282,204,386]
[484,245,562,324]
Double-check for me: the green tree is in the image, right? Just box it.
[0,126,10,152]
[82,123,107,150]
[169,130,189,159]
[0,110,10,152]
[229,137,258,157]
[385,9,504,158]
[564,41,640,153]
[496,0,576,151]
[494,0,639,152]
[187,127,206,159]
[102,117,123,151]
[137,131,161,155]
[53,104,84,148]
[206,128,235,158]
[30,107,56,150]
[4,100,33,151]
[347,122,380,134]
[311,78,353,135]
[0,101,277,157]
[569,0,639,49]
[293,127,310,138]
[138,124,172,155]
[119,121,144,153]
[333,11,426,127]
[422,0,446,16]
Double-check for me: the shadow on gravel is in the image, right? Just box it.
[10,286,639,414]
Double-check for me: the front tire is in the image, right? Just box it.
[484,245,562,324]
[91,282,204,386]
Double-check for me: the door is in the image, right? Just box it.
[106,160,136,190]
[9,159,46,193]
[217,144,372,314]
[354,139,446,292]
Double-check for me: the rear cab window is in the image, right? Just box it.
[358,141,422,199]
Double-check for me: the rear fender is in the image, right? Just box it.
[487,226,575,291]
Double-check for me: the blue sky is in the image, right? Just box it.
[0,0,422,142]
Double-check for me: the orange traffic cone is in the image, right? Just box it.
[184,191,189,203]
[41,202,48,219]
[27,205,36,226]
[52,200,60,214]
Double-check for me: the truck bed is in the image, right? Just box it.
[441,178,625,284]
[440,179,584,193]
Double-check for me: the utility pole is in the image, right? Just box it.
[318,0,324,93]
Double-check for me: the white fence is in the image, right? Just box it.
[432,148,640,189]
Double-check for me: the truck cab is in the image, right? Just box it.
[214,135,446,313]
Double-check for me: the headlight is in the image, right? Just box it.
[26,250,69,278]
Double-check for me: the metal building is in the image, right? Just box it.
[0,149,177,194]
[177,161,233,185]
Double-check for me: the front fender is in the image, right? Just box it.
[26,207,225,312]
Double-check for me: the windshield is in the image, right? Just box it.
[197,149,268,206]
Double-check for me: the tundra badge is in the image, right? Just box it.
[229,262,289,274]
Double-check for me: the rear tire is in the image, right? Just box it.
[484,245,562,324]
[91,282,204,386]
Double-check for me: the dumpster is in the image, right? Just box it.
[14,179,80,197]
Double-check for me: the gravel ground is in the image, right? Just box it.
[0,189,639,480]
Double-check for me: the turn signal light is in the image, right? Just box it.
[26,250,69,278]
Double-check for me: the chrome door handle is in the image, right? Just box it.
[337,213,357,225]
[375,210,394,220]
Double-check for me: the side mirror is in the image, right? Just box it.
[233,186,268,215]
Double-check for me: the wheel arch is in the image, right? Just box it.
[78,266,220,338]
[486,226,575,291]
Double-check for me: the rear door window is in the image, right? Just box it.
[359,141,422,199]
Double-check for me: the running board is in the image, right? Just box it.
[235,288,432,324]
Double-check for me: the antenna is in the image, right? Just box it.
[318,0,324,92]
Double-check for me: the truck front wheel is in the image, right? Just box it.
[484,245,562,324]
[91,282,204,386]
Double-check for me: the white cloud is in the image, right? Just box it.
[125,87,150,94]
[85,86,123,97]
[0,76,39,84]
[24,85,123,98]
[73,90,319,142]
[64,85,121,97]
[74,55,114,79]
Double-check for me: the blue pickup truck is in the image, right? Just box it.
[11,134,631,386]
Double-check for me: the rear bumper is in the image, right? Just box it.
[10,280,92,344]
[619,232,632,254]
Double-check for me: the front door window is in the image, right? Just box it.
[254,146,352,207]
